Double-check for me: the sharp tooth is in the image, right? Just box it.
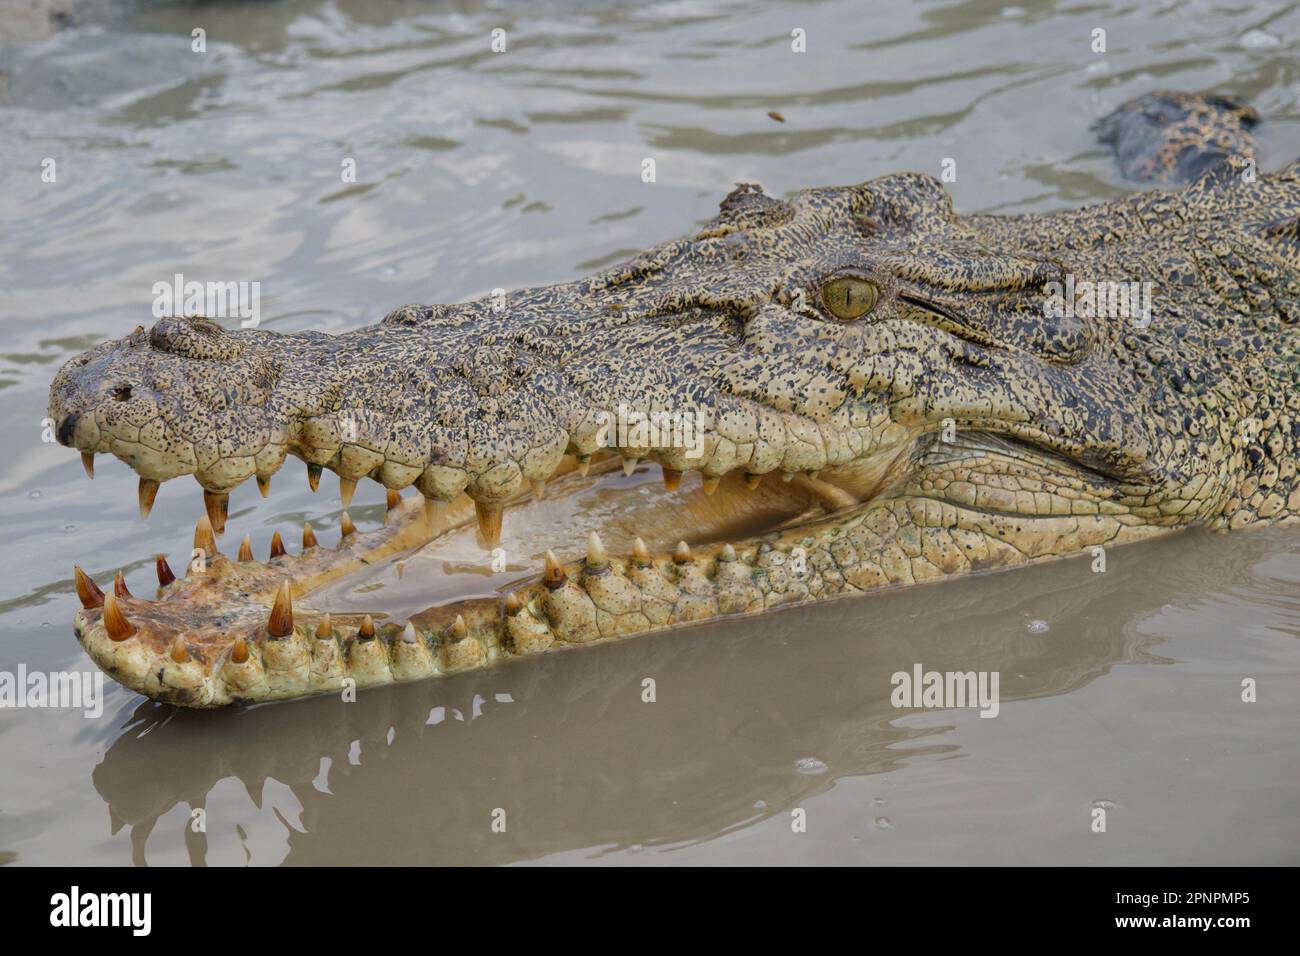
[302,522,318,549]
[701,476,720,495]
[586,531,608,570]
[401,622,418,644]
[203,489,228,536]
[576,455,591,477]
[194,514,218,558]
[531,479,546,498]
[543,549,567,589]
[339,477,357,509]
[673,540,692,564]
[113,570,132,599]
[315,614,333,640]
[156,554,176,587]
[474,500,503,549]
[257,475,271,498]
[423,497,443,525]
[307,462,322,493]
[102,592,136,641]
[781,471,795,482]
[81,452,95,479]
[622,457,639,477]
[269,531,287,559]
[386,489,402,511]
[661,468,682,492]
[74,565,105,609]
[138,478,160,519]
[238,535,254,562]
[267,580,293,637]
[719,543,737,562]
[745,473,762,490]
[231,638,250,664]
[339,511,357,538]
[170,637,189,663]
[504,591,523,615]
[631,537,651,567]
[357,615,375,640]
[448,614,468,641]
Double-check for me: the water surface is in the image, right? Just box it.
[1,0,1298,865]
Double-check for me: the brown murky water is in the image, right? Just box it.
[1,0,1298,865]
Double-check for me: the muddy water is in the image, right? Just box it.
[2,0,1299,865]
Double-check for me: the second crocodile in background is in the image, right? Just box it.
[48,92,1300,707]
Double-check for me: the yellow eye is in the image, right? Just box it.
[820,276,878,320]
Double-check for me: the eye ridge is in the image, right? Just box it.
[819,275,879,321]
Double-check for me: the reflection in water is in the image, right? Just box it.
[89,530,1292,865]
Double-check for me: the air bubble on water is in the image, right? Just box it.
[873,797,886,806]
[1026,619,1050,634]
[753,800,767,810]
[28,490,41,499]
[1240,29,1281,49]
[1085,60,1110,76]
[1092,798,1118,809]
[795,757,828,775]
[628,844,642,853]
[874,816,893,829]
[380,266,398,277]
[64,524,77,533]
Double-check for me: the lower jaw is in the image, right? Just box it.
[71,451,875,708]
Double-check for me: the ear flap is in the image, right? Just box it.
[148,316,244,361]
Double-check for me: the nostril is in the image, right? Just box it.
[111,384,132,402]
[56,413,78,447]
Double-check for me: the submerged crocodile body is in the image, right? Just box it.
[49,92,1299,707]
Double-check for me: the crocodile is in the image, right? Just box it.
[48,92,1300,708]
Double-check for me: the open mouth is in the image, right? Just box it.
[310,453,857,620]
[67,434,919,708]
[65,401,1154,711]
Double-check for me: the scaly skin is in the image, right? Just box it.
[48,93,1300,707]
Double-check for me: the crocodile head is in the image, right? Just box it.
[49,169,1299,707]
